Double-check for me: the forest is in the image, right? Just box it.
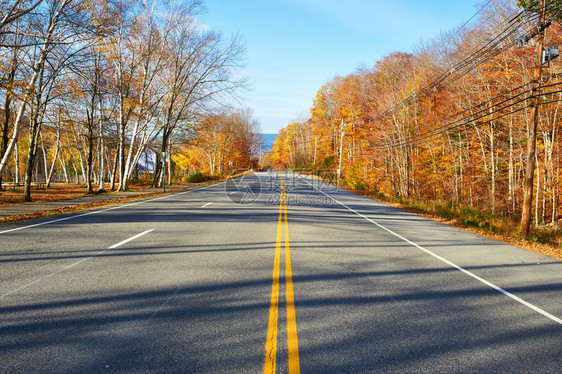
[0,0,261,201]
[266,0,562,241]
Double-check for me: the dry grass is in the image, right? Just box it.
[1,183,89,206]
[381,199,562,261]
[0,173,248,224]
[0,180,157,207]
[360,192,562,261]
[321,177,562,261]
[0,178,226,224]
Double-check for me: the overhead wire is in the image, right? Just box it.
[370,80,534,147]
[276,83,557,153]
[375,70,562,148]
[360,2,562,151]
[364,1,559,127]
[358,94,562,157]
[367,4,529,123]
[279,3,562,158]
[457,0,495,32]
[367,82,562,151]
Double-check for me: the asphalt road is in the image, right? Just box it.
[0,171,560,373]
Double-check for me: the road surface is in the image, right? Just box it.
[0,171,560,373]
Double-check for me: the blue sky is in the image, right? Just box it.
[202,0,484,133]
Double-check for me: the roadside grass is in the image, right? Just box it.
[365,191,562,260]
[0,174,225,207]
[300,170,562,260]
[0,180,162,207]
[189,167,562,260]
[0,179,220,224]
[388,196,519,234]
[0,171,252,224]
[185,172,223,183]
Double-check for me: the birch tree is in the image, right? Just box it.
[152,2,245,187]
[0,0,73,201]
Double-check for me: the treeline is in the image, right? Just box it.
[268,0,562,233]
[0,0,259,201]
[174,108,261,176]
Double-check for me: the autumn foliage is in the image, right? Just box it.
[0,0,257,201]
[269,0,562,232]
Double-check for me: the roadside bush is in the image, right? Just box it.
[186,172,211,183]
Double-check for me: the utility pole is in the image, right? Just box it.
[337,119,344,187]
[521,0,547,237]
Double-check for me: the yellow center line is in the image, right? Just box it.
[284,178,300,373]
[264,179,284,374]
[264,175,301,374]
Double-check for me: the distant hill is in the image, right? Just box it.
[260,133,278,154]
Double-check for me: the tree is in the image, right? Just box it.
[0,0,43,41]
[152,2,245,187]
[0,0,73,201]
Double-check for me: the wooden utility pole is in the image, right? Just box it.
[521,0,547,237]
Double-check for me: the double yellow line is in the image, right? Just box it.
[264,176,300,374]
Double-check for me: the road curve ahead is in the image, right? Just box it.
[0,171,560,373]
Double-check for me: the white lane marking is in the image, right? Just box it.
[304,177,562,325]
[1,229,155,298]
[229,191,236,195]
[109,229,154,249]
[0,183,219,235]
[201,202,213,208]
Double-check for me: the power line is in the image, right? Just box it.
[367,82,562,151]
[364,2,559,126]
[358,93,562,157]
[272,3,562,161]
[360,2,562,150]
[457,0,494,32]
[370,80,534,147]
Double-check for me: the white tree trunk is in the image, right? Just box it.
[0,0,70,177]
[46,133,61,186]
[40,132,48,181]
[14,142,19,183]
[59,147,68,183]
[98,128,106,192]
[167,151,172,185]
[72,127,86,184]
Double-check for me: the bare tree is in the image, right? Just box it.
[0,0,43,41]
[152,2,246,187]
[0,0,72,200]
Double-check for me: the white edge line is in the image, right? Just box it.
[0,183,219,235]
[109,229,154,249]
[1,229,155,298]
[303,176,562,325]
[201,202,213,208]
